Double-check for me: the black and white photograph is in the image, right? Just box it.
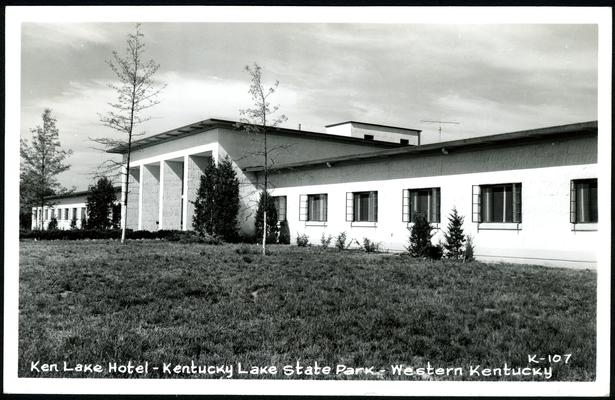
[4,5,612,397]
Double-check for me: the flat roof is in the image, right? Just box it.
[244,121,598,173]
[107,118,405,154]
[325,120,422,132]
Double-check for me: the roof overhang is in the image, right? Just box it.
[107,118,404,154]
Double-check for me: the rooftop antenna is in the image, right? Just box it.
[421,120,460,143]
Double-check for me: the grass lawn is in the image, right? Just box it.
[19,240,596,380]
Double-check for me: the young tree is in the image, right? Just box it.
[86,177,117,230]
[93,23,165,243]
[443,207,466,260]
[192,158,217,236]
[192,156,240,241]
[238,63,288,254]
[213,157,240,241]
[47,217,58,231]
[254,192,279,244]
[20,109,72,230]
[407,212,433,258]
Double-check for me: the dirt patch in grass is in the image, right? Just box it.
[18,241,596,380]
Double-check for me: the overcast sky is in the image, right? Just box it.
[20,23,598,190]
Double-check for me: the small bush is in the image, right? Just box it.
[335,232,351,250]
[362,238,380,253]
[320,233,333,249]
[443,207,466,260]
[70,217,78,229]
[296,233,310,247]
[47,217,58,230]
[428,244,444,260]
[168,231,222,245]
[278,220,291,244]
[464,234,475,262]
[407,212,433,258]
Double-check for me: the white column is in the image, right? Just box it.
[159,160,165,229]
[138,165,144,230]
[183,155,189,231]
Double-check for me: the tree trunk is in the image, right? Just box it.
[262,210,267,255]
[121,163,129,244]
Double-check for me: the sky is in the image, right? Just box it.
[20,23,598,190]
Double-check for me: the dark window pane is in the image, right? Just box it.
[590,181,598,222]
[492,186,504,222]
[417,190,429,218]
[360,193,369,221]
[575,179,598,223]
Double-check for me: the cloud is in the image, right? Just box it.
[22,23,116,49]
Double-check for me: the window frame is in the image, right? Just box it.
[307,193,328,222]
[570,178,598,225]
[350,191,378,223]
[472,183,522,224]
[402,187,441,224]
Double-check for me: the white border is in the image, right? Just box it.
[5,6,611,396]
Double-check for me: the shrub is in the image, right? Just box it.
[443,207,466,260]
[407,212,433,258]
[320,233,333,249]
[278,220,291,244]
[335,232,351,250]
[192,156,240,241]
[47,217,58,230]
[167,230,222,245]
[296,233,310,247]
[428,243,444,260]
[464,234,475,262]
[362,238,380,253]
[70,217,78,229]
[254,192,279,244]
[86,176,117,230]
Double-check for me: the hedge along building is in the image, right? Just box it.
[108,118,598,268]
[31,186,122,230]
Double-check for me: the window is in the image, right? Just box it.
[273,196,287,221]
[72,208,77,220]
[570,179,597,223]
[402,188,441,223]
[400,139,409,145]
[308,194,328,221]
[364,134,374,141]
[64,208,69,220]
[81,208,86,220]
[472,183,521,223]
[45,209,49,220]
[346,191,378,222]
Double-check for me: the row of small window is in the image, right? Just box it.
[272,178,598,224]
[34,207,86,221]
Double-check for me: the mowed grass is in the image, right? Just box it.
[19,240,596,380]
